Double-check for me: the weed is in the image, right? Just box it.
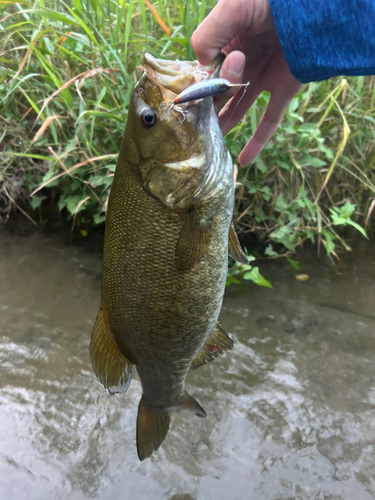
[1,0,374,284]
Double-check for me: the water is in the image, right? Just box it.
[1,231,375,500]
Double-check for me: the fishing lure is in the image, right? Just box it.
[172,78,250,105]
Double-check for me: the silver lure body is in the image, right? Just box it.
[173,78,234,104]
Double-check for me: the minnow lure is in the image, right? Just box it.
[172,78,250,105]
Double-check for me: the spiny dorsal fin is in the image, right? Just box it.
[136,396,171,461]
[175,209,212,273]
[89,306,132,394]
[190,323,234,370]
[228,221,248,264]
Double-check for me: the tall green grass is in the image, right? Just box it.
[1,0,375,264]
[1,0,211,224]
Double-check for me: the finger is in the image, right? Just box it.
[191,0,253,65]
[219,83,262,135]
[238,93,293,166]
[214,51,246,111]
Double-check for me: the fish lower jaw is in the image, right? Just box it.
[164,152,206,171]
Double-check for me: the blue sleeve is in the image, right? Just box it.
[269,0,375,83]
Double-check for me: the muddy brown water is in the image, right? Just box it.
[1,231,375,499]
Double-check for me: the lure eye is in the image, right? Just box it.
[139,107,157,128]
[220,84,229,92]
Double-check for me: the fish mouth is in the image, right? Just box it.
[141,53,223,101]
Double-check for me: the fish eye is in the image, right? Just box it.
[139,107,157,128]
[220,84,229,92]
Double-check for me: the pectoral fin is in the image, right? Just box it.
[191,323,234,370]
[175,209,212,273]
[89,306,132,394]
[228,221,248,264]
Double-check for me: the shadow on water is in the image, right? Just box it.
[1,230,375,499]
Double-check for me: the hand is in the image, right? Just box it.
[191,0,303,166]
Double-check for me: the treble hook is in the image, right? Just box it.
[170,102,186,122]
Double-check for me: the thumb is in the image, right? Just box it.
[191,0,271,65]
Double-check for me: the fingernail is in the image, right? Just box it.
[227,58,244,77]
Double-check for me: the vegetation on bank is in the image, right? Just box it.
[1,0,375,284]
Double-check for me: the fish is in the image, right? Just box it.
[89,53,248,461]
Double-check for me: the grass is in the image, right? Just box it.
[1,0,375,267]
[229,76,375,260]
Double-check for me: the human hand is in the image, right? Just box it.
[191,0,303,166]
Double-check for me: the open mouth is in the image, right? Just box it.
[141,53,218,96]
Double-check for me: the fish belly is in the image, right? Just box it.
[102,165,233,408]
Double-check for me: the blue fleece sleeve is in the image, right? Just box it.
[269,0,375,83]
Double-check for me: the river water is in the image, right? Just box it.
[0,231,375,500]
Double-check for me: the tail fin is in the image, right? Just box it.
[136,397,171,461]
[136,392,206,461]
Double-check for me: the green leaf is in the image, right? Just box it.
[300,155,326,168]
[93,213,106,225]
[243,267,273,288]
[298,123,316,133]
[329,206,368,239]
[7,153,53,161]
[264,244,278,257]
[346,220,368,238]
[291,198,305,210]
[317,142,334,159]
[289,97,299,112]
[66,195,86,216]
[30,195,46,210]
[270,226,296,251]
[283,126,296,134]
[275,194,288,213]
[259,186,272,201]
[332,200,355,219]
[255,159,267,174]
[277,160,292,171]
[226,276,241,286]
[33,8,80,26]
[287,258,301,271]
[66,32,92,47]
[322,229,336,255]
[89,175,113,187]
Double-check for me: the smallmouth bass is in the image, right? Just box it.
[90,53,247,461]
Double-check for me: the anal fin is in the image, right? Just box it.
[175,209,212,273]
[228,221,248,264]
[89,306,132,394]
[179,392,206,417]
[190,323,234,370]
